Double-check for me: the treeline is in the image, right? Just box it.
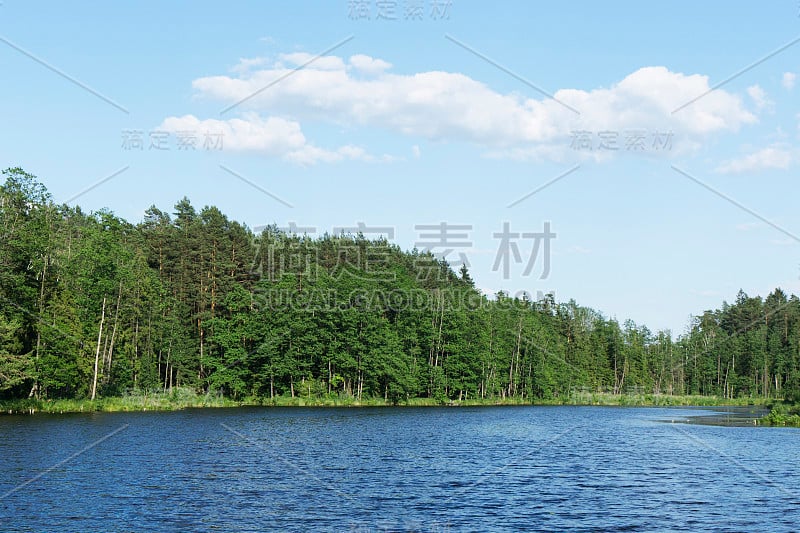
[1,167,799,403]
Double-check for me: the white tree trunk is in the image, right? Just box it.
[91,297,106,400]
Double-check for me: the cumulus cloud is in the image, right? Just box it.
[196,61,753,140]
[349,54,392,76]
[161,52,758,163]
[284,144,389,165]
[783,72,796,90]
[231,57,271,74]
[746,84,773,112]
[278,52,346,71]
[156,114,387,166]
[715,145,792,174]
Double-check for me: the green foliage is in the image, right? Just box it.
[760,403,800,426]
[1,168,800,412]
[0,314,28,392]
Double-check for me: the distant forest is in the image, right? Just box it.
[1,167,799,403]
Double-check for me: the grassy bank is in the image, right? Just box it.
[0,388,247,415]
[0,389,772,415]
[561,391,766,407]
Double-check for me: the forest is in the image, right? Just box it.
[1,167,799,405]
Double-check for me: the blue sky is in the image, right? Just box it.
[1,1,798,335]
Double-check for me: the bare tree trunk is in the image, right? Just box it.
[510,317,522,397]
[28,255,48,399]
[133,315,140,389]
[105,280,123,383]
[164,338,173,391]
[91,297,107,400]
[435,292,444,368]
[198,321,204,382]
[723,362,731,399]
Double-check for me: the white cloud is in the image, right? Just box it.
[715,145,793,174]
[231,57,271,74]
[166,52,758,163]
[284,144,384,165]
[746,84,773,112]
[156,114,387,166]
[349,54,392,76]
[158,114,305,154]
[783,72,796,90]
[278,52,346,71]
[411,145,421,158]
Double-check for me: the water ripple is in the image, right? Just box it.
[0,406,798,532]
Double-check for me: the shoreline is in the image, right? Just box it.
[0,391,775,416]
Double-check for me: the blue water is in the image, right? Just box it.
[1,406,798,532]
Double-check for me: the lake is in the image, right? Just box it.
[1,406,798,532]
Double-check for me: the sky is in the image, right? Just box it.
[0,0,798,336]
